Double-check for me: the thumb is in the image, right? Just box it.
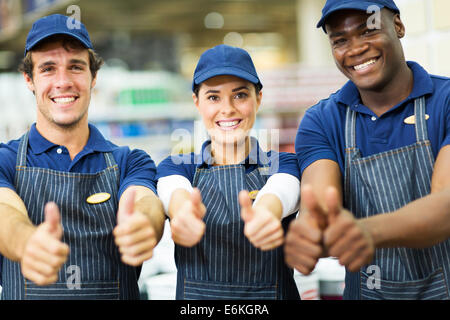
[325,186,341,224]
[190,188,205,219]
[44,202,62,237]
[239,190,254,222]
[301,184,327,230]
[118,188,136,224]
[190,188,202,207]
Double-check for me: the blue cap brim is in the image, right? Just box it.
[24,30,92,56]
[192,66,262,91]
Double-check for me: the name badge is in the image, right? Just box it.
[249,190,259,200]
[86,192,111,204]
[404,114,429,124]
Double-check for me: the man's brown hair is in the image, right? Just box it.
[19,34,103,80]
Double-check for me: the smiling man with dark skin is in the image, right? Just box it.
[285,0,450,300]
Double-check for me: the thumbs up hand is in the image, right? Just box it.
[114,188,157,266]
[323,186,375,272]
[284,185,326,275]
[170,188,206,247]
[21,202,69,286]
[239,190,284,251]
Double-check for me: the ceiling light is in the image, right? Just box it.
[204,12,224,29]
[223,32,244,47]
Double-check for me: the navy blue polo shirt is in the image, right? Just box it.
[156,137,300,182]
[0,123,157,197]
[295,61,450,176]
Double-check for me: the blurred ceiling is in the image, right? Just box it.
[0,0,298,53]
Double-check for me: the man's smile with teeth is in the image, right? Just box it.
[51,96,77,104]
[353,58,378,71]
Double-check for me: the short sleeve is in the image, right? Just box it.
[295,106,339,174]
[0,143,18,191]
[118,148,157,198]
[275,152,301,179]
[156,153,197,183]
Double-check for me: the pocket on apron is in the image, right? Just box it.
[24,280,120,300]
[360,268,449,300]
[183,278,277,300]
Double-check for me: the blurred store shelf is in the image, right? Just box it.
[0,64,346,164]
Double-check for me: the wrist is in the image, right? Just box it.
[359,214,387,249]
[135,194,165,240]
[14,222,36,262]
[254,193,282,220]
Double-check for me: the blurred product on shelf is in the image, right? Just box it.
[293,257,346,300]
[314,258,346,300]
[144,273,177,300]
[294,269,320,300]
[260,64,346,112]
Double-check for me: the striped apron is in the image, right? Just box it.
[175,147,299,300]
[1,132,139,300]
[343,97,450,300]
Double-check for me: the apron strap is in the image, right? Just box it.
[104,151,118,168]
[345,107,357,149]
[16,131,30,168]
[414,96,429,142]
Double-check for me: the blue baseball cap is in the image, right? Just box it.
[192,44,262,92]
[317,0,400,31]
[25,14,93,56]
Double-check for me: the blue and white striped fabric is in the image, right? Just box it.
[1,132,139,300]
[175,160,299,300]
[343,97,450,300]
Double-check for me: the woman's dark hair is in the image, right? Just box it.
[193,82,262,97]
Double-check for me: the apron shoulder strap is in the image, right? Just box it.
[16,131,30,168]
[103,152,118,168]
[414,96,429,142]
[345,107,357,149]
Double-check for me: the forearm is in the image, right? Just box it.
[361,188,450,249]
[255,173,300,219]
[0,203,35,261]
[134,193,165,242]
[300,160,343,212]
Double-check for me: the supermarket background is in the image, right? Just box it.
[0,0,449,300]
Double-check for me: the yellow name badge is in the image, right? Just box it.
[248,190,259,200]
[404,114,430,125]
[86,192,111,204]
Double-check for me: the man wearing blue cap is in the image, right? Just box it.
[285,0,450,299]
[0,14,166,299]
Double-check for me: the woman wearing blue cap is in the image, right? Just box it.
[157,44,301,299]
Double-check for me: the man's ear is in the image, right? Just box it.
[23,72,35,95]
[393,14,406,39]
[91,74,97,89]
